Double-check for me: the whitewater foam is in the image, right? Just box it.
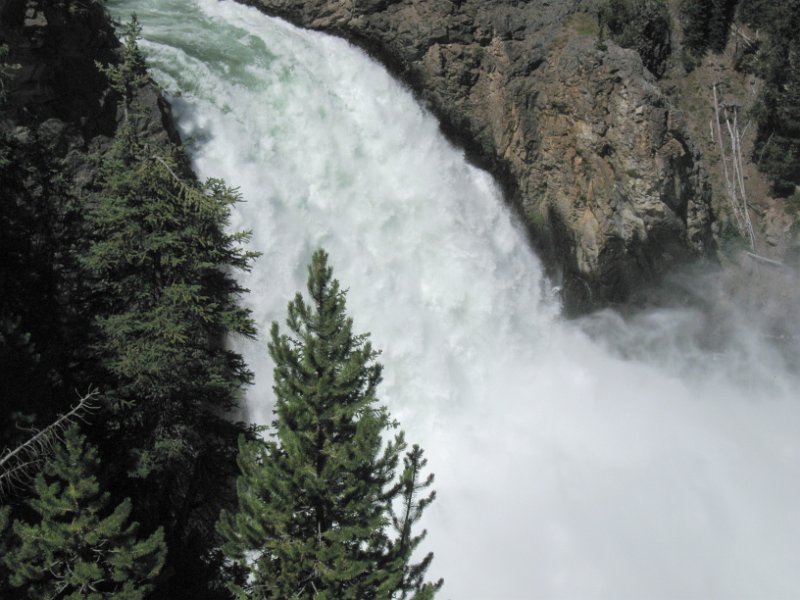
[108,1,800,597]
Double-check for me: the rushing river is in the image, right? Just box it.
[108,1,800,597]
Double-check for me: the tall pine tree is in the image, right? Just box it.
[217,249,442,599]
[2,425,165,600]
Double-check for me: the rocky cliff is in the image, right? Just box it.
[0,0,178,185]
[236,0,715,312]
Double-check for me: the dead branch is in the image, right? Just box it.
[714,85,756,251]
[0,391,100,500]
[745,252,784,267]
[756,131,775,169]
[713,85,741,231]
[729,23,755,47]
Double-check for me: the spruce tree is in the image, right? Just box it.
[217,249,442,599]
[2,425,165,600]
[708,0,737,52]
[96,14,148,118]
[84,16,258,596]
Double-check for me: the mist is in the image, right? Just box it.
[109,0,800,597]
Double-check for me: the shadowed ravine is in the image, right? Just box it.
[108,0,800,597]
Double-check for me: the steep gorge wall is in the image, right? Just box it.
[0,0,185,438]
[0,0,178,185]
[237,0,715,312]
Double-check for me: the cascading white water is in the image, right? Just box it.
[108,1,800,597]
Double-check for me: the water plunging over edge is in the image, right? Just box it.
[107,1,800,597]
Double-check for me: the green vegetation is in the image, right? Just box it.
[678,0,800,195]
[680,0,738,55]
[568,13,599,38]
[744,0,800,195]
[736,0,779,29]
[787,191,800,218]
[3,426,165,599]
[600,0,671,77]
[0,507,11,599]
[96,15,148,108]
[0,111,86,452]
[80,16,259,598]
[218,250,441,599]
[717,221,751,257]
[1,12,440,600]
[1,14,256,599]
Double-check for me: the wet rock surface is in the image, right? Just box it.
[238,0,715,312]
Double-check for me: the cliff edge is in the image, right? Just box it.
[0,0,179,186]
[236,0,715,313]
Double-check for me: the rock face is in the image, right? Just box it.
[0,0,179,185]
[532,34,712,310]
[238,0,714,312]
[0,0,117,136]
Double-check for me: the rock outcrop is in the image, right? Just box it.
[0,0,178,186]
[238,0,714,312]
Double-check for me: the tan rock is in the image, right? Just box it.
[240,0,714,311]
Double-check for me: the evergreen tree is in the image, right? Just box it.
[0,43,20,102]
[217,249,442,599]
[2,425,165,600]
[1,12,259,599]
[680,0,712,53]
[737,0,774,29]
[681,0,737,54]
[708,0,738,52]
[96,15,148,118]
[749,0,800,194]
[84,16,258,596]
[0,117,88,450]
[385,445,439,600]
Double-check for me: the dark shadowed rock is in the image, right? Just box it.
[0,0,180,188]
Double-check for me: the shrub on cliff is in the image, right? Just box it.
[680,0,738,55]
[600,0,671,77]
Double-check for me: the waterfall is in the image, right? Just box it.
[108,0,800,597]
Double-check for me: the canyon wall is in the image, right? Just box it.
[237,0,715,312]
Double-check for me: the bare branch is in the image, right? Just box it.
[714,85,756,251]
[745,251,785,267]
[0,391,101,500]
[713,84,740,230]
